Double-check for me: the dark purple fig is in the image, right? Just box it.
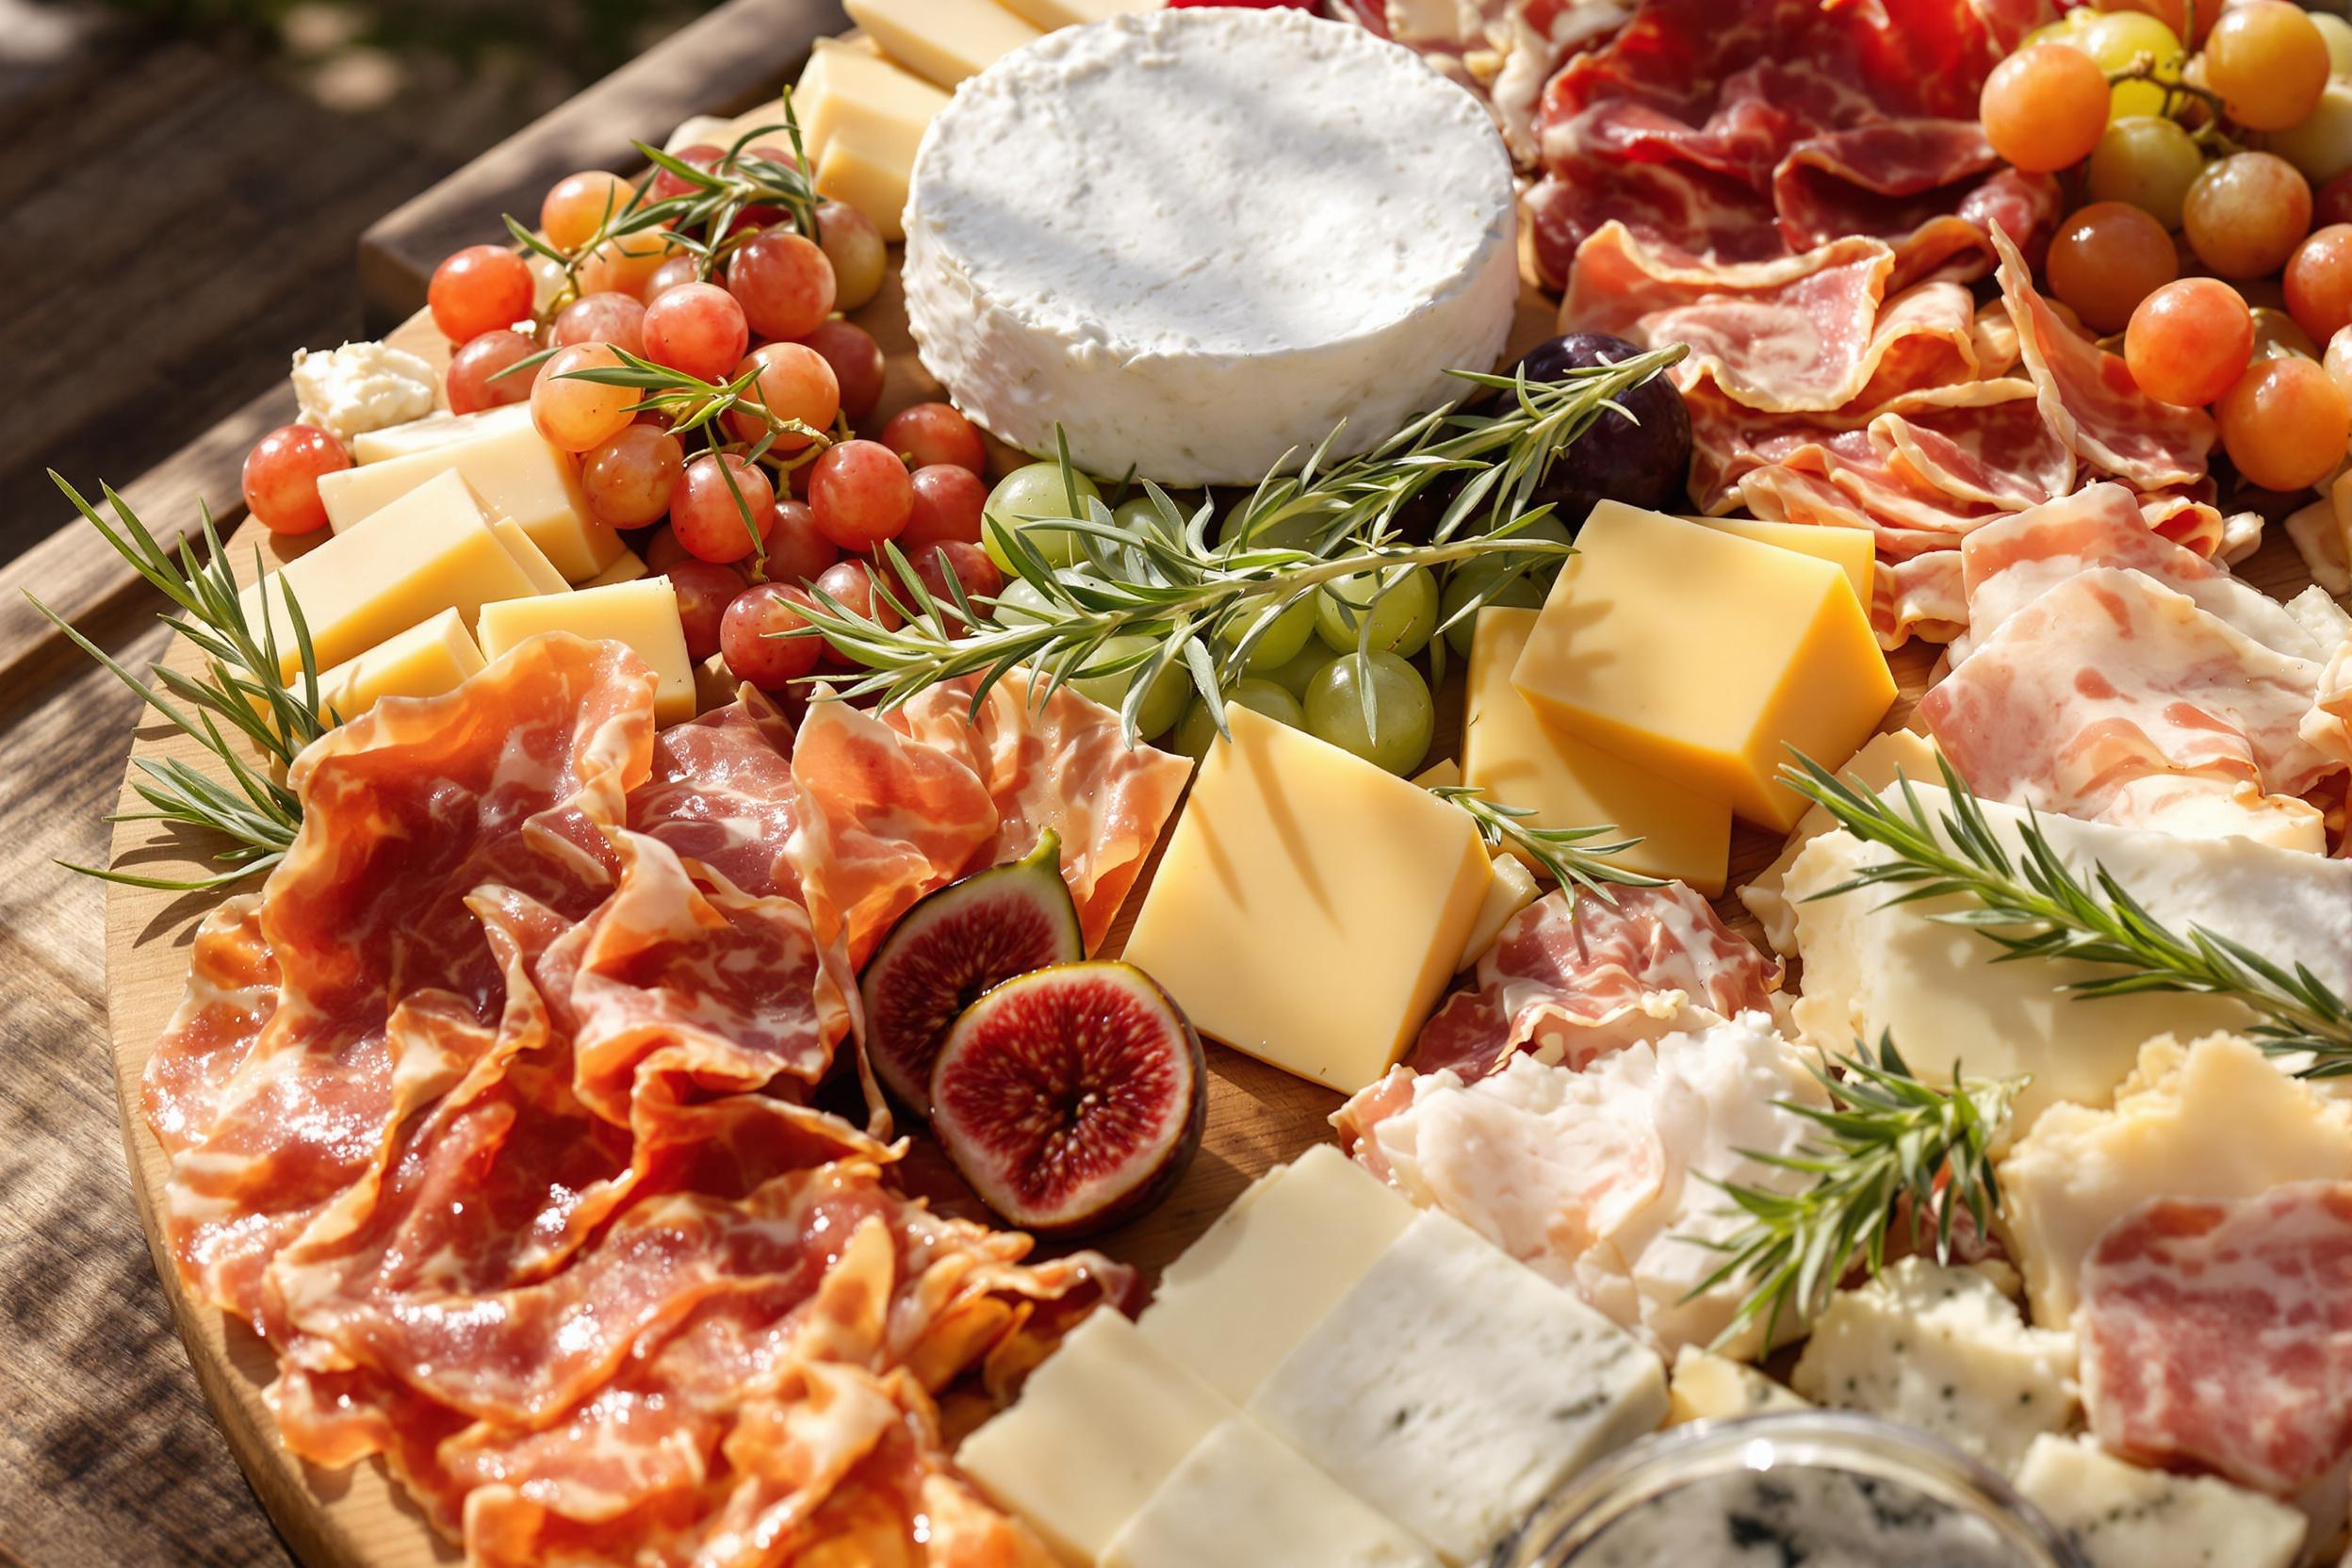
[1511,331,1692,527]
[861,830,1084,1114]
[929,961,1205,1238]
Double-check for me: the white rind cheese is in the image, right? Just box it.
[291,340,437,444]
[1103,1417,1438,1568]
[903,8,1517,485]
[1249,1210,1667,1565]
[1789,1258,2077,1477]
[2013,1435,2305,1568]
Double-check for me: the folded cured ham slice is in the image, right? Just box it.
[2080,1182,2352,1495]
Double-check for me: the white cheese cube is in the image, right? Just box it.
[955,1311,1230,1564]
[290,339,436,444]
[2014,1435,2304,1568]
[1137,1145,1414,1406]
[1103,1417,1438,1568]
[1665,1346,1809,1426]
[351,402,533,465]
[1248,1210,1668,1565]
[1790,1258,2076,1476]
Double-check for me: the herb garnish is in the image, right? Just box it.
[1431,785,1665,907]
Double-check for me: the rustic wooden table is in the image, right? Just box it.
[0,5,836,1562]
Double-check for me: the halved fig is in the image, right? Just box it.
[861,830,1085,1114]
[929,961,1206,1238]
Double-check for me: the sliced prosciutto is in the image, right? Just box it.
[2080,1182,2352,1495]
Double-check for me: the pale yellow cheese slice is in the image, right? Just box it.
[843,0,1041,89]
[476,578,696,726]
[315,608,486,724]
[318,420,624,582]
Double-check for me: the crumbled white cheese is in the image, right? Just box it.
[290,340,437,444]
[2014,1435,2304,1568]
[1790,1258,2076,1477]
[1665,1346,1808,1426]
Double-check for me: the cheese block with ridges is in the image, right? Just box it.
[318,420,623,581]
[842,0,1039,89]
[1103,1418,1437,1568]
[903,8,1516,485]
[315,608,486,723]
[237,469,545,680]
[1137,1145,1415,1405]
[476,578,696,727]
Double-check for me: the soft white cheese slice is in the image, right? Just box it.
[1248,1209,1667,1565]
[2014,1435,2305,1568]
[902,8,1517,486]
[1786,783,2352,1132]
[1103,1417,1438,1568]
[1790,1258,2076,1477]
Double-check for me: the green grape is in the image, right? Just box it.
[984,462,1101,573]
[1173,678,1304,760]
[2318,11,2352,79]
[1217,497,1331,551]
[1436,518,1573,657]
[1315,564,1439,656]
[2019,5,2092,48]
[1070,633,1189,738]
[1260,639,1339,698]
[1303,651,1435,776]
[2085,116,2205,230]
[992,577,1058,627]
[1217,595,1317,672]
[2076,10,2182,121]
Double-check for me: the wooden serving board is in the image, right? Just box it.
[97,175,2321,1564]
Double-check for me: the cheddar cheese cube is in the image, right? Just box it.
[579,547,649,589]
[1464,607,1731,894]
[1511,502,1895,832]
[814,122,915,243]
[956,1311,1232,1565]
[797,38,947,167]
[318,420,624,581]
[1683,513,1874,609]
[1120,706,1493,1093]
[238,469,545,680]
[315,608,486,723]
[489,515,571,596]
[476,578,697,727]
[843,0,1041,89]
[1138,1146,1415,1405]
[351,402,532,465]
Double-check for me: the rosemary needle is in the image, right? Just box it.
[1431,785,1664,908]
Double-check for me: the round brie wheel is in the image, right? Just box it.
[903,8,1518,488]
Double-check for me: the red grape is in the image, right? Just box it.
[813,558,903,636]
[765,498,839,583]
[580,425,685,528]
[2046,203,2178,334]
[670,452,777,564]
[550,291,646,355]
[1980,44,2109,173]
[447,328,538,414]
[644,253,703,300]
[900,463,989,550]
[650,143,723,203]
[543,170,635,253]
[798,318,886,425]
[2204,1,2329,132]
[720,582,825,689]
[904,540,1004,610]
[815,201,888,312]
[532,343,638,452]
[645,526,691,571]
[641,283,749,383]
[576,232,679,300]
[808,440,913,549]
[727,344,840,449]
[2287,226,2352,345]
[879,402,986,475]
[242,424,350,535]
[2126,278,2257,406]
[429,245,534,344]
[2220,355,2350,491]
[727,230,836,339]
[2183,154,2312,281]
[666,558,743,662]
[2320,171,2352,230]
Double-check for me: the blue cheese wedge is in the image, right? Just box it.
[1102,1417,1437,1568]
[1665,1346,1809,1426]
[1790,1258,2075,1477]
[2013,1435,2305,1568]
[1248,1210,1668,1565]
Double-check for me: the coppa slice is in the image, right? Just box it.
[859,829,1083,1113]
[931,962,1205,1237]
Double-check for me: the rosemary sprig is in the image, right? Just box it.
[32,474,330,890]
[785,347,1687,743]
[1431,785,1664,906]
[1784,751,2352,1073]
[1694,1036,2021,1349]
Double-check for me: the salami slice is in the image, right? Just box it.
[2079,1181,2352,1495]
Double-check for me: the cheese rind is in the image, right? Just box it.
[315,608,486,723]
[1103,1417,1437,1568]
[843,0,1041,88]
[1464,607,1731,893]
[955,1311,1230,1565]
[1789,1258,2076,1477]
[1999,1034,2352,1325]
[1511,503,1895,832]
[1120,706,1493,1093]
[1137,1145,1415,1405]
[318,421,622,581]
[237,469,544,680]
[1249,1210,1668,1565]
[1740,727,1938,955]
[2012,1435,2305,1568]
[477,579,696,726]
